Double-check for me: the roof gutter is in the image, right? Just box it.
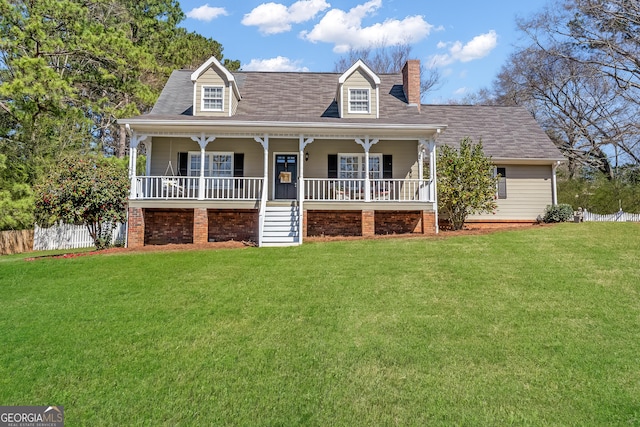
[118,118,447,131]
[117,118,448,136]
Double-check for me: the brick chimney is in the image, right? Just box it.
[402,60,421,112]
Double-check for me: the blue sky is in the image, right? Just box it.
[178,0,549,103]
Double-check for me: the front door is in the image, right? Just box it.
[274,154,298,199]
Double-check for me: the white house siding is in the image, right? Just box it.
[469,164,553,220]
[341,69,377,119]
[194,67,230,116]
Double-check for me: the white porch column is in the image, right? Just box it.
[145,139,152,176]
[428,139,437,203]
[418,139,430,201]
[128,132,148,200]
[355,136,379,202]
[299,136,314,244]
[551,161,560,205]
[299,136,314,202]
[254,135,269,188]
[418,143,425,181]
[190,133,216,200]
[254,135,269,247]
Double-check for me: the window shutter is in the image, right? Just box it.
[234,153,244,177]
[496,167,507,199]
[178,152,188,176]
[383,155,393,179]
[328,154,338,178]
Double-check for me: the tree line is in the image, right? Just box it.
[3,0,639,233]
[457,0,640,212]
[0,0,239,230]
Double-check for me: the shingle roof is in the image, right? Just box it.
[141,69,563,161]
[150,70,193,115]
[422,105,565,160]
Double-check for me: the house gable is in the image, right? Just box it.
[337,60,380,119]
[190,56,241,117]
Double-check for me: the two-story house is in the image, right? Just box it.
[119,57,564,247]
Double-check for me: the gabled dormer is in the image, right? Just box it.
[191,56,241,117]
[336,60,380,119]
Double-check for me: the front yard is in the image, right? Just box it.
[1,223,638,425]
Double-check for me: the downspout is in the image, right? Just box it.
[299,136,314,245]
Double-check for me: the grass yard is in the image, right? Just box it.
[1,223,639,426]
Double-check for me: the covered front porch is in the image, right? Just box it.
[126,128,440,247]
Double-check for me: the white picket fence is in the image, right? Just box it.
[34,222,127,251]
[583,210,640,222]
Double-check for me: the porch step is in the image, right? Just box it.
[261,206,300,247]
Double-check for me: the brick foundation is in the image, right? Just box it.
[302,209,308,238]
[307,210,362,237]
[144,209,194,245]
[306,210,437,237]
[362,210,375,237]
[422,211,436,234]
[127,207,145,248]
[375,210,422,235]
[208,209,258,242]
[194,208,209,244]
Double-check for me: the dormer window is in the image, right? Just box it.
[349,88,370,113]
[202,86,224,111]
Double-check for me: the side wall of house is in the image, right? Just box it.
[468,164,553,221]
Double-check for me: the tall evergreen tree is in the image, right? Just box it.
[0,0,237,229]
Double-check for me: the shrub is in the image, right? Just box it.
[34,154,129,250]
[437,138,498,230]
[543,204,574,223]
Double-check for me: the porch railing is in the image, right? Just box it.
[304,178,434,202]
[134,176,263,200]
[133,176,432,202]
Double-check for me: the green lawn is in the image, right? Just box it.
[1,223,639,426]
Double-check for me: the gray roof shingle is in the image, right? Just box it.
[140,69,563,161]
[422,105,565,160]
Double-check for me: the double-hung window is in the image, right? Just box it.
[338,153,382,179]
[348,88,370,113]
[202,86,224,111]
[188,152,233,178]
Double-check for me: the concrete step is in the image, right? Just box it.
[262,235,299,244]
[263,224,298,232]
[261,206,301,246]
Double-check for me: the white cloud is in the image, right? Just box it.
[300,0,433,53]
[186,4,228,22]
[242,0,330,35]
[454,87,468,95]
[242,56,310,72]
[429,30,498,67]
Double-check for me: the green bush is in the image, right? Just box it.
[543,203,574,223]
